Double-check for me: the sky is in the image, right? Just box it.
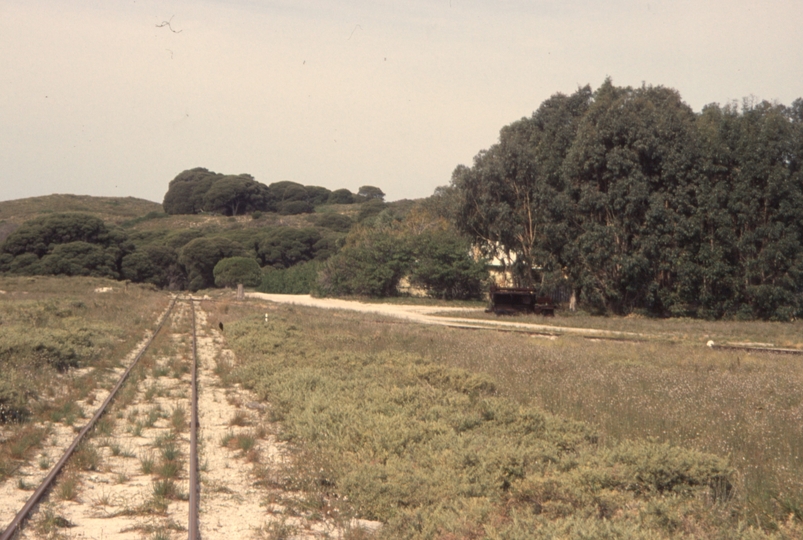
[1,0,801,204]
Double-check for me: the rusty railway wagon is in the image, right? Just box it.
[487,286,556,316]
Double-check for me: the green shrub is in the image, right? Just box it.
[279,200,313,215]
[213,257,262,288]
[257,228,324,269]
[0,372,34,422]
[409,229,488,300]
[0,213,130,277]
[315,226,412,297]
[259,261,321,294]
[315,213,354,233]
[226,314,739,538]
[328,188,355,204]
[179,236,247,290]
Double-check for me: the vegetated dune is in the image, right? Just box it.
[0,194,162,224]
[0,194,163,243]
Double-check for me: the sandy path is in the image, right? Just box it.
[13,302,196,539]
[195,305,285,538]
[246,293,645,338]
[195,304,381,539]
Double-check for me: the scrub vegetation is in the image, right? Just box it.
[208,299,802,538]
[0,276,168,480]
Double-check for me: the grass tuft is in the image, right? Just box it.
[72,441,100,471]
[170,405,187,433]
[56,472,80,501]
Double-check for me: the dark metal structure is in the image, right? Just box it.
[487,285,556,316]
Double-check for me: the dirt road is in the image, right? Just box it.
[246,293,644,339]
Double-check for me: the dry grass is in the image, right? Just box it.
[0,275,170,480]
[453,309,803,349]
[0,194,162,230]
[423,330,803,527]
[210,299,803,537]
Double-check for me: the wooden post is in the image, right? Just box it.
[237,283,244,300]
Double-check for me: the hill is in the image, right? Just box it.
[0,192,423,293]
[0,194,162,242]
[0,194,162,223]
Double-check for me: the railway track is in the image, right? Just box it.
[1,297,203,540]
[1,294,352,539]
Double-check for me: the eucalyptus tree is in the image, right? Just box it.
[451,85,592,287]
[563,81,702,314]
[697,98,803,319]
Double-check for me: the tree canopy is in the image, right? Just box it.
[357,185,386,201]
[203,174,270,216]
[452,80,803,319]
[162,169,342,216]
[0,213,131,278]
[162,167,221,215]
[178,237,248,291]
[317,204,487,300]
[213,256,262,288]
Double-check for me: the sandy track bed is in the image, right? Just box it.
[2,299,368,539]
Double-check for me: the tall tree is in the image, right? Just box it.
[162,168,222,214]
[452,86,592,287]
[203,174,270,216]
[697,99,803,319]
[563,81,702,314]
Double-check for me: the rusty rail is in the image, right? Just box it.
[710,343,803,355]
[188,299,200,539]
[1,296,178,540]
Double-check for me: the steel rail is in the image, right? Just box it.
[188,299,200,539]
[1,296,178,540]
[710,343,803,355]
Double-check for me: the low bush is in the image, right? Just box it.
[213,256,262,288]
[225,313,742,538]
[258,261,321,294]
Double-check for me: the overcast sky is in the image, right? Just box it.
[1,0,801,204]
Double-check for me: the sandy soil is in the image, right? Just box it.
[13,302,196,539]
[0,300,175,536]
[195,305,295,538]
[3,299,379,539]
[246,293,644,338]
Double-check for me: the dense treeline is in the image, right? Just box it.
[452,80,803,320]
[0,171,484,300]
[0,168,387,291]
[4,79,800,318]
[0,199,353,288]
[0,213,132,278]
[0,212,345,291]
[162,167,385,216]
